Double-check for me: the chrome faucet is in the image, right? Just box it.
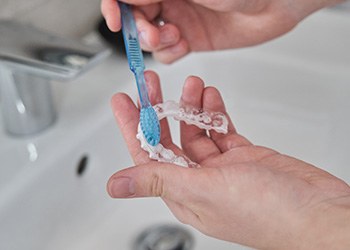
[0,20,110,136]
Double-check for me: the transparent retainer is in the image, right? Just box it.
[136,101,229,167]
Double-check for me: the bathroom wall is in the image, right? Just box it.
[0,0,102,38]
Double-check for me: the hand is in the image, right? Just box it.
[101,0,342,63]
[108,71,350,249]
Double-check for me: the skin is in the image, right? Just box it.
[108,71,350,249]
[101,0,344,63]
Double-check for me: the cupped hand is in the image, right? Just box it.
[108,71,350,249]
[101,0,342,63]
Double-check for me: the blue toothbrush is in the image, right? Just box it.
[119,2,161,146]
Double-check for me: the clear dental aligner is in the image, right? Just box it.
[136,100,229,167]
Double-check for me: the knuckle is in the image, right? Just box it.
[150,171,165,197]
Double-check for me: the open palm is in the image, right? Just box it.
[108,71,350,249]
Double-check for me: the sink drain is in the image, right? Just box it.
[76,155,89,177]
[133,224,194,250]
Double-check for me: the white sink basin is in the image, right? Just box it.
[0,9,349,250]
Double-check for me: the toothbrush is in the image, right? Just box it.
[119,2,161,146]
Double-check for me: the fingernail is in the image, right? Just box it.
[109,177,135,198]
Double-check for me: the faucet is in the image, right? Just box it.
[0,20,110,136]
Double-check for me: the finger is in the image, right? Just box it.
[138,3,161,21]
[111,71,173,164]
[153,38,190,64]
[145,71,163,105]
[101,0,121,32]
[157,24,182,50]
[106,160,224,230]
[107,161,202,203]
[129,70,184,159]
[107,161,220,235]
[134,9,160,49]
[111,93,149,165]
[180,77,221,163]
[145,72,185,157]
[144,71,172,147]
[118,2,187,63]
[202,87,252,152]
[134,11,182,55]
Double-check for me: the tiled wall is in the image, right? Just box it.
[0,0,102,38]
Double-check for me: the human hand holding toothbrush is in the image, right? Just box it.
[107,70,350,249]
[101,0,343,63]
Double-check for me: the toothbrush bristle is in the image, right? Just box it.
[140,106,160,146]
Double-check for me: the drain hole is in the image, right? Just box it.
[133,224,194,250]
[76,155,89,176]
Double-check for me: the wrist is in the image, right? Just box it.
[292,0,345,20]
[301,195,350,250]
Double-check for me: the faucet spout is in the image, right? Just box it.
[0,67,56,136]
[0,20,110,136]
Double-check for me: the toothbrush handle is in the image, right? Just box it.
[119,3,138,42]
[119,2,150,107]
[135,71,151,107]
[119,2,145,71]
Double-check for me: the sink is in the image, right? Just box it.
[0,9,349,250]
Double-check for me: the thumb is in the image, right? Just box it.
[107,162,196,200]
